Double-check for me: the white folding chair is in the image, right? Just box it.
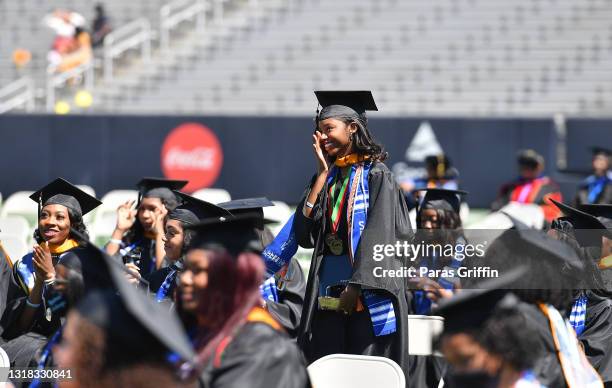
[0,233,29,264]
[264,201,293,234]
[0,215,31,242]
[408,315,445,356]
[191,188,231,204]
[0,191,38,228]
[307,354,405,388]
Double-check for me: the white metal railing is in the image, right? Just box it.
[103,18,152,82]
[0,77,35,114]
[160,0,207,51]
[46,61,94,111]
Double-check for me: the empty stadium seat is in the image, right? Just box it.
[191,188,232,204]
[307,354,405,388]
[0,215,31,243]
[0,191,37,227]
[0,233,29,263]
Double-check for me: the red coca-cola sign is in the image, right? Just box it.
[161,123,223,192]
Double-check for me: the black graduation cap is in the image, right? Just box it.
[29,178,102,217]
[550,198,612,247]
[579,204,612,221]
[417,188,468,214]
[184,213,270,256]
[136,177,188,204]
[218,197,275,229]
[591,147,611,157]
[74,234,195,362]
[169,191,233,225]
[433,266,527,334]
[314,90,378,119]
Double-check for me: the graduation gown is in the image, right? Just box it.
[266,259,306,338]
[491,176,563,222]
[0,246,85,368]
[574,174,612,206]
[517,302,568,388]
[144,261,180,297]
[579,289,612,385]
[294,161,413,381]
[0,242,12,325]
[119,237,158,275]
[199,308,311,388]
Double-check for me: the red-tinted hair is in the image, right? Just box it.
[194,249,264,366]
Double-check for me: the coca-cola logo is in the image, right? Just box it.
[161,123,223,192]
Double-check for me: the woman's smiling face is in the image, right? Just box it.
[317,118,354,158]
[39,204,71,244]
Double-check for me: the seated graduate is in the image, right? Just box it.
[484,227,604,388]
[53,239,196,388]
[140,191,232,304]
[106,178,187,275]
[435,267,546,388]
[399,153,460,210]
[179,214,311,388]
[491,149,563,223]
[218,197,306,337]
[409,188,468,388]
[574,147,612,206]
[0,178,101,367]
[411,188,469,314]
[549,200,612,386]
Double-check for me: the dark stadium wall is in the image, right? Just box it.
[0,115,608,208]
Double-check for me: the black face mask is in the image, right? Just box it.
[446,370,500,388]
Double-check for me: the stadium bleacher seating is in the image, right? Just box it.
[1,0,611,116]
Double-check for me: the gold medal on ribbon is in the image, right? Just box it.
[325,233,344,255]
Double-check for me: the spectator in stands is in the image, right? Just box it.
[574,147,612,206]
[491,149,563,223]
[179,215,311,387]
[105,178,187,275]
[55,26,93,73]
[92,3,112,48]
[45,10,87,71]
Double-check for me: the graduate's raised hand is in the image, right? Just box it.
[116,200,136,233]
[154,206,168,237]
[312,131,329,175]
[32,242,55,283]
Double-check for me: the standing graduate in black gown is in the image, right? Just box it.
[218,197,307,337]
[141,191,232,304]
[293,91,413,380]
[0,178,101,369]
[106,178,187,275]
[180,215,311,388]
